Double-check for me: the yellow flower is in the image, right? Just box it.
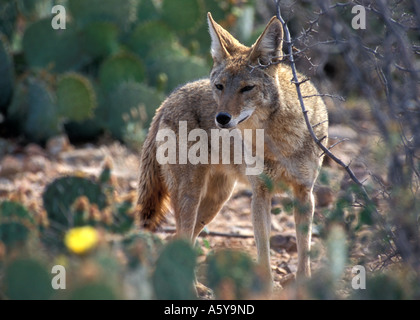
[64,226,99,255]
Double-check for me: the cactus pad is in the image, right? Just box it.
[79,21,119,58]
[0,201,35,248]
[137,0,160,23]
[42,176,107,229]
[57,72,97,122]
[0,34,14,111]
[99,52,146,92]
[152,239,197,299]
[24,78,61,143]
[127,21,176,59]
[206,249,268,299]
[3,258,53,300]
[161,0,204,33]
[98,81,163,138]
[23,18,85,72]
[69,0,138,31]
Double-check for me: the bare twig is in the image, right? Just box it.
[312,119,329,129]
[302,93,346,102]
[319,138,349,157]
[160,227,254,239]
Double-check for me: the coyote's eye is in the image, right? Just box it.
[240,85,255,93]
[215,84,224,91]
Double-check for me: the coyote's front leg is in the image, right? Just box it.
[250,179,273,282]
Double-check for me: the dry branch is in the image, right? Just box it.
[160,227,254,239]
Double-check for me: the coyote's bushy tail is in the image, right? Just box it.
[137,112,169,230]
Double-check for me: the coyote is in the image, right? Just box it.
[137,13,328,283]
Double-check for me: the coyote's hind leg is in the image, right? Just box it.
[292,182,315,279]
[170,167,209,241]
[192,173,236,242]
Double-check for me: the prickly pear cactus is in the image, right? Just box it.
[0,201,35,248]
[69,282,118,300]
[69,0,138,31]
[120,231,163,299]
[98,52,146,92]
[6,79,27,133]
[161,0,204,33]
[57,72,97,122]
[152,239,197,299]
[79,21,119,58]
[9,73,99,143]
[206,249,268,299]
[122,231,164,269]
[0,0,17,40]
[202,0,229,21]
[127,21,176,59]
[97,81,163,139]
[0,222,29,249]
[2,258,53,300]
[137,0,160,23]
[22,18,85,72]
[0,200,34,222]
[42,176,107,231]
[16,0,39,18]
[179,0,229,55]
[110,199,135,234]
[21,78,61,142]
[150,54,209,94]
[133,83,165,125]
[0,34,14,111]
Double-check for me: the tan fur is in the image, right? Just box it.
[137,13,328,283]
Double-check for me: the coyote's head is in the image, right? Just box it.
[207,13,284,129]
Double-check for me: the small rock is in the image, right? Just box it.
[278,262,292,274]
[59,148,105,165]
[270,234,297,253]
[129,180,138,190]
[315,186,334,207]
[24,143,46,156]
[0,155,24,177]
[0,178,14,197]
[271,194,284,206]
[24,155,49,173]
[279,273,295,287]
[275,267,289,275]
[232,189,252,199]
[46,135,72,156]
[0,138,17,157]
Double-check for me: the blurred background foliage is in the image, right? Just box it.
[0,0,261,146]
[0,0,420,300]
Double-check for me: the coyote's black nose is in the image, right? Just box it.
[216,112,232,126]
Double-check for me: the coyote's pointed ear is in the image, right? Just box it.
[207,12,242,64]
[249,16,284,66]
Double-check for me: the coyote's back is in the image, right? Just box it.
[137,13,328,286]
